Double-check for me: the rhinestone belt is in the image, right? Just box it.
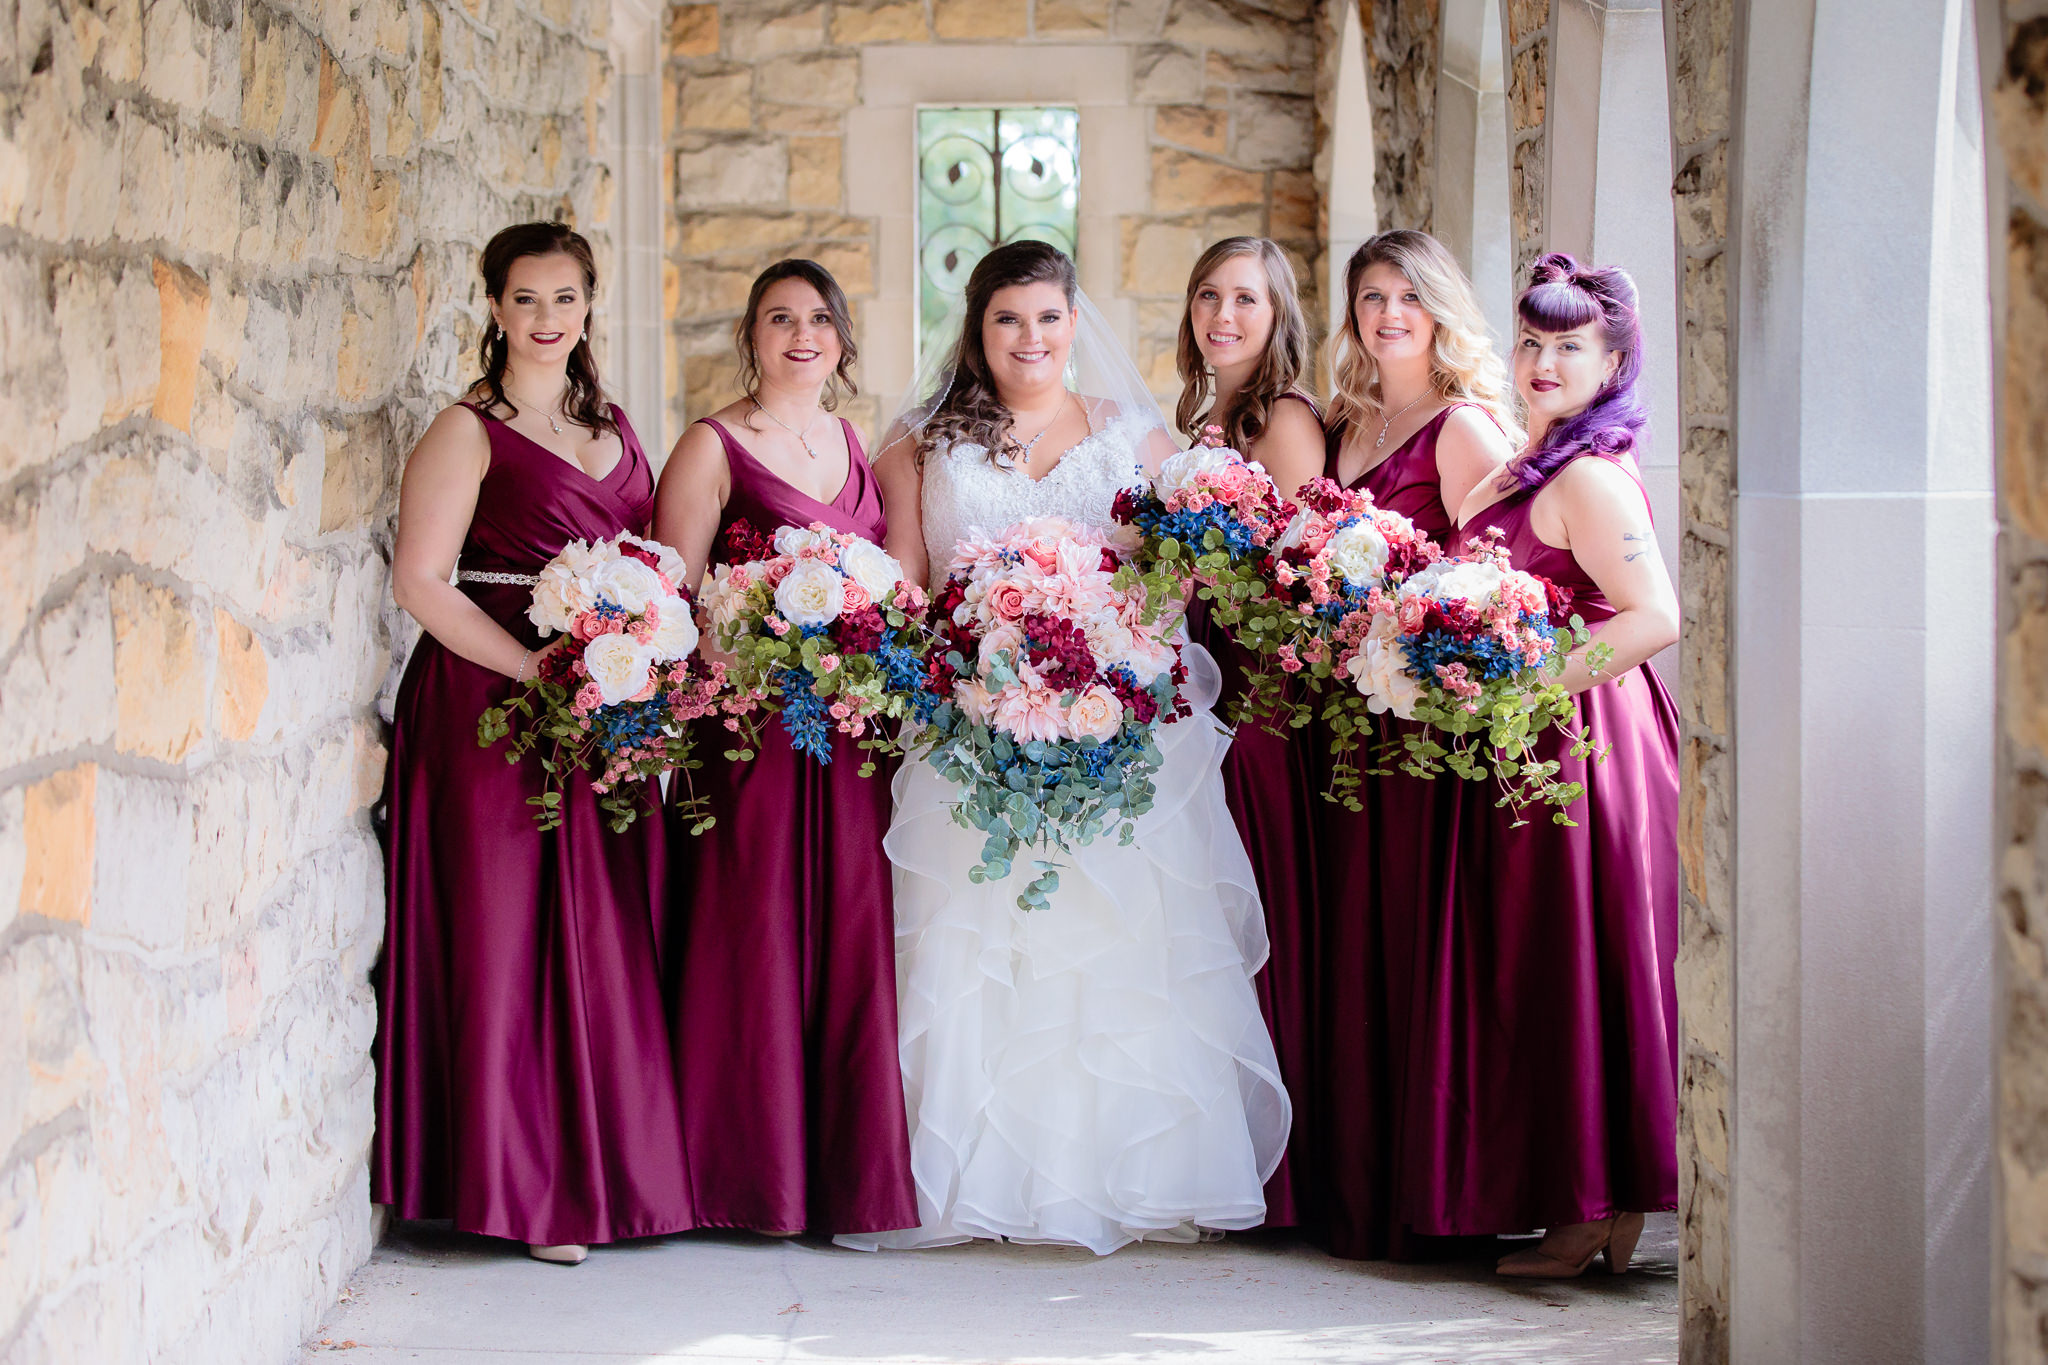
[457,569,541,586]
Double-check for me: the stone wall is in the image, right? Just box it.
[1360,0,1437,233]
[0,1,615,1358]
[1505,0,1549,271]
[1662,0,1732,1360]
[1991,9,2048,1361]
[661,0,1321,437]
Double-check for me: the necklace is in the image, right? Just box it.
[1006,397,1067,468]
[507,386,570,436]
[1375,389,1433,449]
[752,399,826,460]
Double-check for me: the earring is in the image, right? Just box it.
[496,323,504,340]
[581,329,588,342]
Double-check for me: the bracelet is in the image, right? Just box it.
[515,649,531,682]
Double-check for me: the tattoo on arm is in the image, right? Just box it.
[1622,531,1654,562]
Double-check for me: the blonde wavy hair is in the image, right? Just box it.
[1325,229,1520,448]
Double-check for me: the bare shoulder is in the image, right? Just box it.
[411,401,492,472]
[1544,453,1648,524]
[1438,405,1515,462]
[1265,395,1327,442]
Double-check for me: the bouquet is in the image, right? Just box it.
[1338,529,1609,823]
[1111,423,1293,622]
[917,516,1190,910]
[1213,477,1440,764]
[477,533,729,833]
[697,519,938,775]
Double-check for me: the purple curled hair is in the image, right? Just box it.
[1502,252,1647,489]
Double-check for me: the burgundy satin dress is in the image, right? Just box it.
[1191,390,1325,1229]
[1403,450,1679,1235]
[661,417,918,1235]
[374,402,694,1247]
[1315,405,1468,1259]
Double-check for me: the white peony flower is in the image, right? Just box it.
[839,537,904,601]
[1399,558,1505,607]
[1274,508,1313,553]
[527,539,607,635]
[1325,520,1391,587]
[1347,614,1424,718]
[774,557,846,627]
[618,534,688,589]
[590,555,667,615]
[773,524,834,557]
[1155,443,1240,496]
[646,596,701,663]
[583,633,656,706]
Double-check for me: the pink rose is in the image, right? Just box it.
[819,653,841,673]
[840,580,874,613]
[574,682,604,713]
[985,580,1029,622]
[896,582,928,615]
[1065,685,1124,743]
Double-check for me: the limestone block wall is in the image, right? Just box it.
[0,1,614,1359]
[1360,0,1437,233]
[1505,0,1550,271]
[1990,9,2048,1360]
[1661,1,1732,1360]
[661,0,1321,439]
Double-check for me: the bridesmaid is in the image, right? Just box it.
[1428,253,1681,1276]
[375,222,692,1264]
[652,259,918,1236]
[1316,229,1516,1260]
[1173,236,1325,1229]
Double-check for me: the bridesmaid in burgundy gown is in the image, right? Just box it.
[1173,237,1328,1228]
[1315,230,1516,1259]
[652,260,917,1236]
[376,223,692,1263]
[1425,253,1681,1277]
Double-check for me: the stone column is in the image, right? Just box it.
[1983,5,2048,1361]
[1361,0,1438,231]
[1728,1,1995,1360]
[1663,0,1736,1357]
[1433,0,1514,337]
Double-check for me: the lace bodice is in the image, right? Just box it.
[919,410,1157,590]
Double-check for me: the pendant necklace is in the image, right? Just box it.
[1375,389,1433,449]
[1008,397,1066,468]
[753,399,826,460]
[508,386,569,435]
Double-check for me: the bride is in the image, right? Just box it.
[841,240,1290,1255]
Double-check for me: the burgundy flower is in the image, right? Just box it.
[722,518,776,565]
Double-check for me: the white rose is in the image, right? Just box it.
[1325,521,1391,588]
[1399,559,1503,607]
[773,524,833,557]
[1156,443,1239,496]
[774,557,846,627]
[583,633,656,706]
[590,556,667,615]
[703,562,759,633]
[1346,615,1424,718]
[839,537,903,601]
[646,596,701,663]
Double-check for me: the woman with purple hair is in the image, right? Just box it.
[1405,253,1682,1277]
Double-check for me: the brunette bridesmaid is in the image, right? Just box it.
[375,222,692,1264]
[653,260,918,1236]
[1174,236,1326,1228]
[1316,229,1516,1259]
[1427,253,1681,1276]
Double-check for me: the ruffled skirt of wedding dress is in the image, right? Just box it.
[837,677,1291,1257]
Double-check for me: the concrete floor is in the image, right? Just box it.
[299,1214,1678,1364]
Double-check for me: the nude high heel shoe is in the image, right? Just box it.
[1495,1212,1644,1279]
[527,1243,589,1265]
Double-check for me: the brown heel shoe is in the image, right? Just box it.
[1496,1215,1620,1279]
[1602,1212,1644,1274]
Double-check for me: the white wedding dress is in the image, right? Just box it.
[838,408,1291,1256]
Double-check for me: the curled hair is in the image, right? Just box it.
[1174,237,1313,455]
[1326,228,1518,450]
[471,221,617,439]
[1501,252,1647,489]
[916,240,1078,468]
[733,258,859,411]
